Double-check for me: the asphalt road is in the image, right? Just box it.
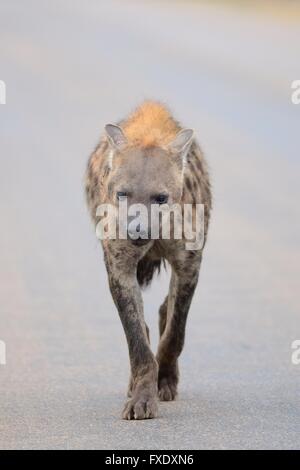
[0,0,300,449]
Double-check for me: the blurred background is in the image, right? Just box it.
[0,0,299,449]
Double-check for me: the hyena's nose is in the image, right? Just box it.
[128,225,150,246]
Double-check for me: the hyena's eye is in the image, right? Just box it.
[116,191,128,201]
[153,194,169,205]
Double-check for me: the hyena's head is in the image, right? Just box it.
[103,124,194,244]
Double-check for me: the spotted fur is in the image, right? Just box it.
[85,101,212,420]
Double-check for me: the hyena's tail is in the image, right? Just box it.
[137,256,165,288]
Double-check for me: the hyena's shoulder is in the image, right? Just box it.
[183,141,212,221]
[85,138,110,221]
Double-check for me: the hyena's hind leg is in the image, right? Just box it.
[157,253,201,401]
[159,296,168,337]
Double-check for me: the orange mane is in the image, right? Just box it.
[122,101,180,148]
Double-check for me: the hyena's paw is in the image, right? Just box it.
[158,372,178,401]
[122,390,158,420]
[158,377,177,401]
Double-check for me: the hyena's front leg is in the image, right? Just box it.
[105,248,158,420]
[157,254,201,401]
[127,322,150,398]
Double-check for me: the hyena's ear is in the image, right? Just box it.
[105,124,128,151]
[167,128,194,168]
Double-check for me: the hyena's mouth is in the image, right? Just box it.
[130,238,151,247]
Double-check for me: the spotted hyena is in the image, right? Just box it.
[85,101,211,419]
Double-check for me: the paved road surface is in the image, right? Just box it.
[0,0,300,449]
